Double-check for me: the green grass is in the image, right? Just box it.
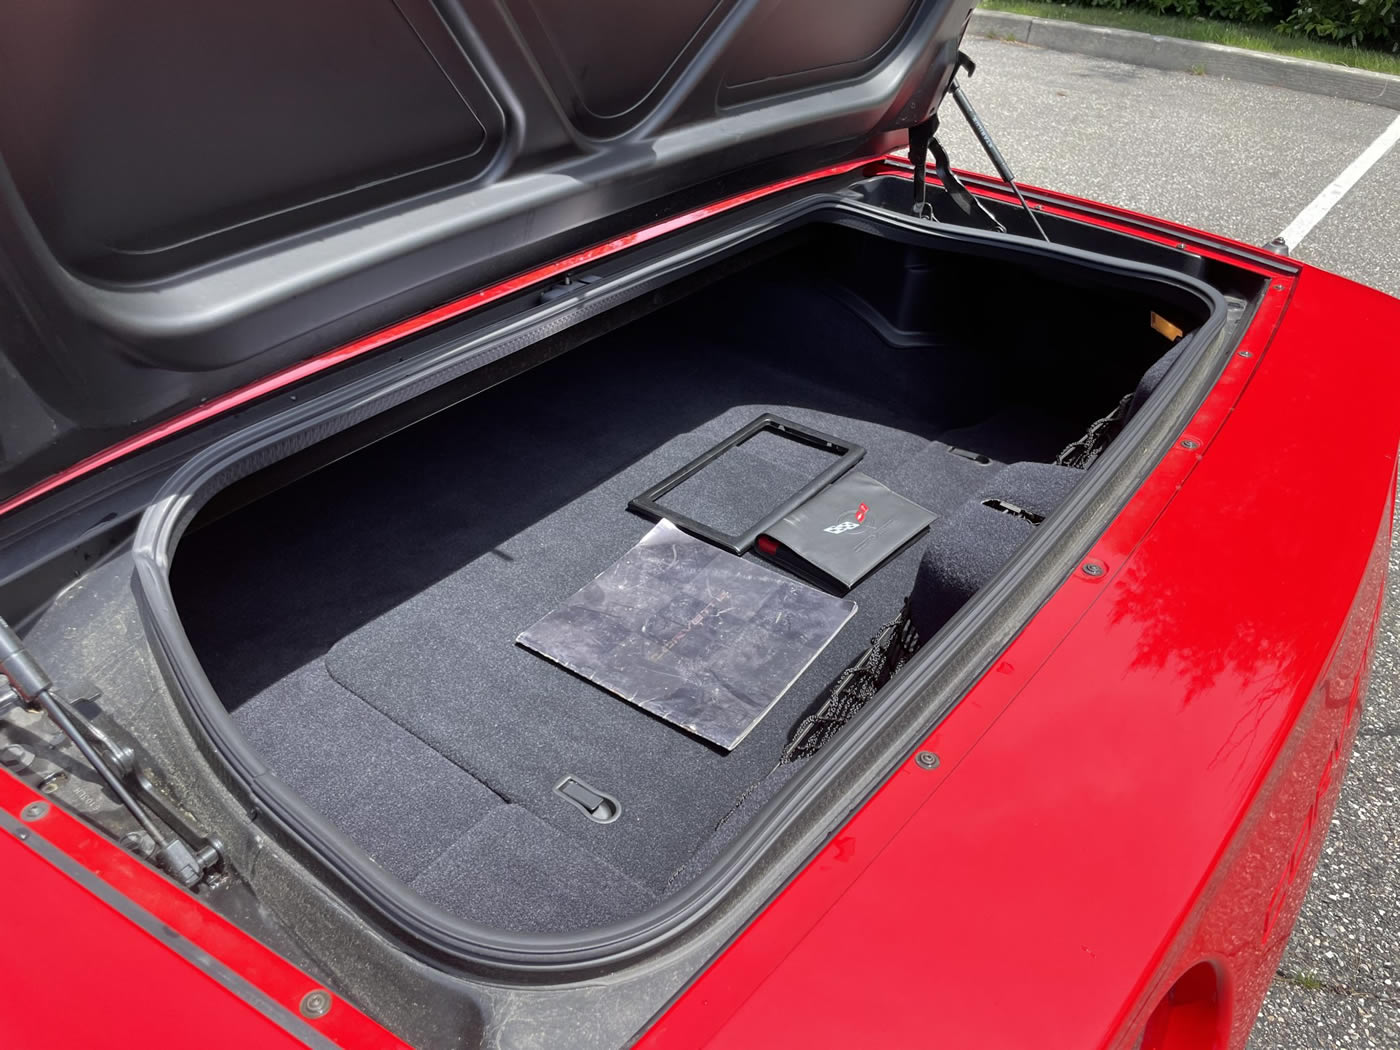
[981,0,1400,76]
[1282,971,1329,990]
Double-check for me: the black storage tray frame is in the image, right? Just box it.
[628,413,864,554]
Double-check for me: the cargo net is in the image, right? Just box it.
[783,600,921,763]
[1056,391,1134,469]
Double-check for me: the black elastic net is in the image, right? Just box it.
[1055,391,1135,469]
[782,599,922,763]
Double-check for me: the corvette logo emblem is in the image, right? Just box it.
[824,502,870,534]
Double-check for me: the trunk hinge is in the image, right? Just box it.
[907,116,937,220]
[0,617,223,888]
[907,114,1005,233]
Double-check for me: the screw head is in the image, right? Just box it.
[1180,438,1201,450]
[19,801,48,822]
[914,751,940,770]
[1273,283,1286,291]
[299,989,333,1019]
[1238,350,1253,358]
[119,830,157,858]
[1081,561,1106,578]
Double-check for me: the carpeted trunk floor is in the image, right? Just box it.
[174,272,1158,933]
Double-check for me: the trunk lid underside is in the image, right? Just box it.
[0,0,974,503]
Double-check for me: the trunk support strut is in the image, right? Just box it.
[0,617,222,888]
[909,53,1051,243]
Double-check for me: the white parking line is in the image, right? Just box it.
[1277,112,1400,252]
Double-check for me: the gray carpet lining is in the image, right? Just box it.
[908,461,1088,635]
[664,757,809,894]
[319,403,946,888]
[233,663,506,886]
[410,806,659,934]
[173,269,1171,933]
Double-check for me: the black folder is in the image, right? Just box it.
[758,472,935,593]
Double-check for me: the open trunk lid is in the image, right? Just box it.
[0,0,975,503]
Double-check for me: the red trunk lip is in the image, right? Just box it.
[0,770,409,1049]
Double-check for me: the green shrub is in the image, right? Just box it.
[1083,0,1204,14]
[1282,0,1398,48]
[1204,0,1276,22]
[1072,0,1397,48]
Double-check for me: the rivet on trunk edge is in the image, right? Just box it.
[1081,561,1105,578]
[915,751,940,770]
[1238,350,1253,358]
[20,801,48,822]
[1180,438,1200,450]
[300,989,333,1019]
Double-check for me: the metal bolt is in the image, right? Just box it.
[1238,350,1253,358]
[20,801,48,822]
[300,989,333,1019]
[1081,561,1106,578]
[914,751,940,770]
[120,831,156,858]
[1273,283,1285,291]
[1180,438,1201,450]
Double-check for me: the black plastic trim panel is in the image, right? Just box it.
[629,413,865,554]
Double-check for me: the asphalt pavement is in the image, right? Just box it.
[944,36,1400,1048]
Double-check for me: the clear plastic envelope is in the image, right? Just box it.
[517,519,856,750]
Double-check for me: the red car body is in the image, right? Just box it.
[3,159,1395,1050]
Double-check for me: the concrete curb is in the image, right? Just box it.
[970,9,1400,111]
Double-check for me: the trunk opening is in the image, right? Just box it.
[164,217,1219,940]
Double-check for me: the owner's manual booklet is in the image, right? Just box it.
[517,519,855,750]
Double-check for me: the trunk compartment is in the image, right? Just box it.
[162,215,1218,939]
